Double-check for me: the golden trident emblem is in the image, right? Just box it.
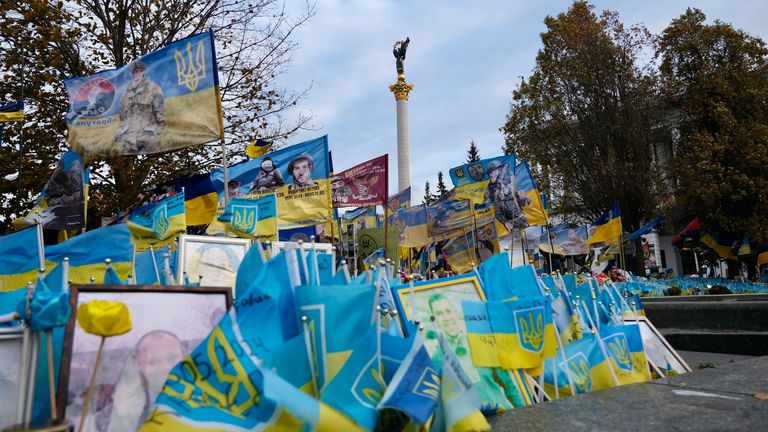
[569,358,592,393]
[518,310,544,352]
[608,336,633,371]
[174,40,206,92]
[232,206,256,233]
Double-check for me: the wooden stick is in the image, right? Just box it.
[46,330,57,420]
[78,336,106,432]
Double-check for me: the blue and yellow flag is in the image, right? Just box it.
[443,233,476,275]
[213,136,333,229]
[386,186,411,217]
[45,224,133,284]
[294,282,376,392]
[0,100,24,122]
[700,230,737,260]
[126,192,186,249]
[757,246,768,269]
[543,333,616,396]
[395,204,429,248]
[514,160,548,226]
[427,197,471,243]
[378,334,440,427]
[540,223,590,256]
[246,138,272,159]
[217,195,278,240]
[599,324,652,385]
[14,150,88,230]
[175,172,218,226]
[463,297,556,370]
[478,255,542,301]
[0,227,42,292]
[142,311,359,431]
[450,155,516,208]
[65,31,222,155]
[587,202,622,245]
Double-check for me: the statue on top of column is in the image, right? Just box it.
[393,37,410,78]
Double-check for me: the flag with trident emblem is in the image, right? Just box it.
[64,31,222,155]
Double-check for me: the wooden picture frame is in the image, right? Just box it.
[625,315,692,375]
[177,234,251,288]
[57,284,232,428]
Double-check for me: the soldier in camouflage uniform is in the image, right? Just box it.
[114,60,166,154]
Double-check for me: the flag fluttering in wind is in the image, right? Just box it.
[126,192,186,249]
[331,154,388,208]
[587,202,622,245]
[245,138,272,159]
[64,31,222,155]
[0,100,24,122]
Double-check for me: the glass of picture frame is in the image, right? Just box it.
[625,315,692,376]
[177,234,251,288]
[58,284,232,431]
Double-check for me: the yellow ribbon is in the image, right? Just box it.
[76,300,132,337]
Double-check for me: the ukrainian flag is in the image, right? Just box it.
[142,311,359,432]
[587,202,622,245]
[0,227,42,292]
[449,155,516,206]
[44,224,133,284]
[218,195,278,240]
[294,282,376,392]
[599,324,652,385]
[463,297,556,370]
[443,234,475,274]
[126,192,186,249]
[700,230,737,260]
[246,138,272,159]
[514,160,548,226]
[175,173,218,226]
[757,246,768,269]
[0,100,24,122]
[395,205,429,248]
[543,333,616,396]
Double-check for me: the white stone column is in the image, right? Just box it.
[389,78,414,193]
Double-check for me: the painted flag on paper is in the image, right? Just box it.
[212,136,333,229]
[331,154,388,208]
[64,31,222,155]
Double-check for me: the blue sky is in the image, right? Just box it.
[277,0,768,204]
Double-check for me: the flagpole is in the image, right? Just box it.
[383,155,390,264]
[546,223,555,273]
[16,36,25,202]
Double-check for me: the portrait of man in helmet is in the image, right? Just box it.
[114,60,166,154]
[287,153,317,190]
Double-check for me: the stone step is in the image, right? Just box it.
[643,301,768,331]
[659,329,768,356]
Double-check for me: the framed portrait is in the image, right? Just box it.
[0,327,26,428]
[392,274,532,410]
[58,285,232,431]
[625,316,691,375]
[177,234,250,288]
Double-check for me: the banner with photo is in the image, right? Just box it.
[426,196,471,243]
[64,31,222,155]
[395,205,429,248]
[514,160,548,226]
[540,223,590,256]
[212,136,333,230]
[331,154,387,208]
[14,150,88,230]
[450,154,529,233]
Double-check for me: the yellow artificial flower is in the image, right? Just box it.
[76,300,132,337]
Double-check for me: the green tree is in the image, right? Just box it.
[0,0,313,231]
[466,139,480,163]
[658,9,768,259]
[501,1,665,274]
[423,181,435,206]
[436,171,449,197]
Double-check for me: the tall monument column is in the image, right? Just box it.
[389,38,414,193]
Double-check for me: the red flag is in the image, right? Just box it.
[331,155,388,208]
[672,217,700,247]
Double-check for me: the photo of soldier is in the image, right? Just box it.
[287,153,317,190]
[248,156,285,194]
[485,159,529,231]
[114,60,166,154]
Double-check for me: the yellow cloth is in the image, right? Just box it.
[77,300,132,337]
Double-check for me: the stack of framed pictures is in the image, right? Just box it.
[625,316,692,377]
